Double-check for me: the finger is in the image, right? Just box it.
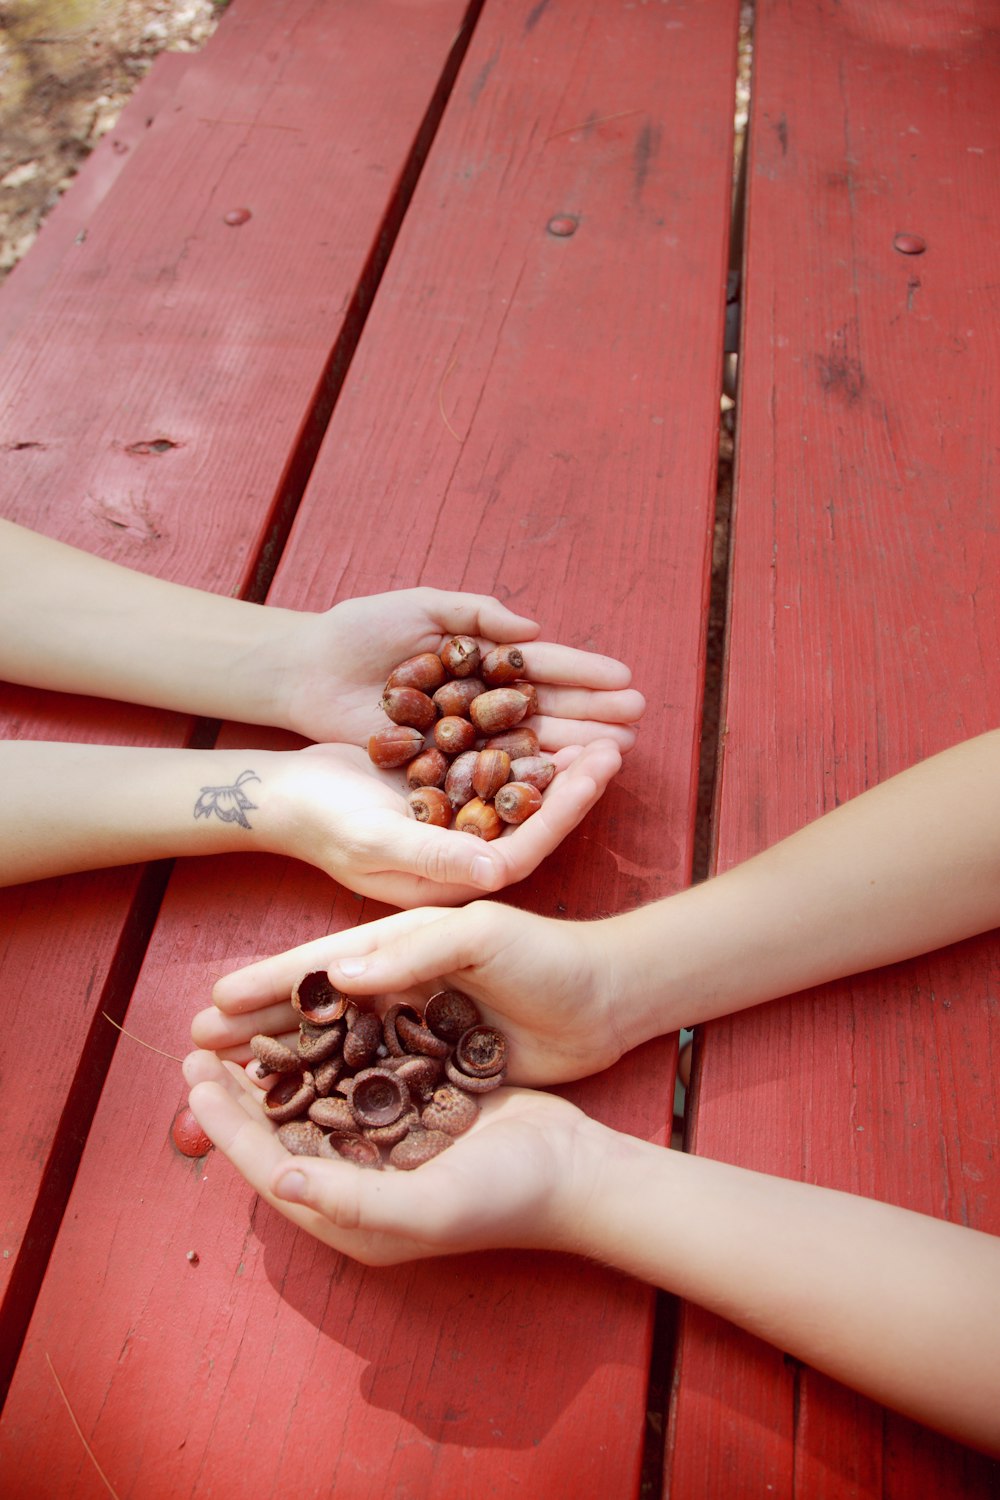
[517,642,636,690]
[532,715,639,753]
[326,903,495,995]
[211,908,449,1010]
[190,1000,297,1052]
[369,815,507,894]
[534,684,646,726]
[418,590,541,645]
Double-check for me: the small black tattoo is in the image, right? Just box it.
[193,769,260,830]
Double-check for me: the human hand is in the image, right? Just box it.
[261,738,625,906]
[184,1048,597,1266]
[193,898,627,1085]
[267,588,644,750]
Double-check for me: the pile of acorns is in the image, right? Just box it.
[368,635,555,839]
[252,972,507,1170]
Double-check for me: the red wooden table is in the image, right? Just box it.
[0,2,996,1496]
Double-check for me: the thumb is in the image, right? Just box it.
[372,816,506,893]
[328,902,496,997]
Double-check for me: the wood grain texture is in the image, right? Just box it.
[0,0,473,1405]
[669,2,1000,1493]
[0,0,740,1493]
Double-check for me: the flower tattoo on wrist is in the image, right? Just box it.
[193,769,260,829]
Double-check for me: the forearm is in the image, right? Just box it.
[0,741,300,885]
[569,1123,1000,1453]
[607,730,1000,1046]
[0,520,303,726]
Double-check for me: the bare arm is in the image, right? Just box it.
[0,519,644,746]
[0,737,624,902]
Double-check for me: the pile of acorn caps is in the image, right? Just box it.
[368,635,556,839]
[253,972,507,1169]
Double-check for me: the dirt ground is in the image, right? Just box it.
[0,0,222,279]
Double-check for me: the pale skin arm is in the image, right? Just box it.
[0,737,621,902]
[0,518,644,748]
[184,1057,1000,1457]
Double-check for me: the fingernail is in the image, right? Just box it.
[336,958,367,976]
[471,855,495,888]
[275,1169,307,1203]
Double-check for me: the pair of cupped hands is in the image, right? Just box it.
[269,587,644,906]
[186,587,645,1263]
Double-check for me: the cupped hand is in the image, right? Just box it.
[194,898,627,1086]
[184,1049,595,1266]
[266,738,624,908]
[271,588,645,750]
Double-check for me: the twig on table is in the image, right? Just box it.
[438,355,462,442]
[547,108,642,140]
[102,1011,184,1064]
[46,1353,121,1500]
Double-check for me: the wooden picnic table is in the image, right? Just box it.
[0,1,996,1495]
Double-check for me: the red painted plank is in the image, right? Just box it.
[0,0,740,1493]
[0,0,476,1394]
[669,1,1000,1493]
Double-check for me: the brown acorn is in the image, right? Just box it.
[434,715,478,755]
[407,786,452,827]
[510,680,539,715]
[406,746,449,790]
[388,1128,454,1170]
[439,635,481,678]
[444,750,479,809]
[424,988,481,1043]
[343,1010,382,1070]
[249,1034,301,1077]
[485,726,541,759]
[385,652,447,693]
[469,688,529,734]
[263,1070,317,1123]
[368,725,425,768]
[291,972,349,1026]
[472,748,510,800]
[347,1068,411,1128]
[432,677,484,717]
[509,755,556,791]
[480,644,526,686]
[455,797,503,841]
[379,686,438,732]
[494,780,544,824]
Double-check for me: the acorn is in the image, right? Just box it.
[432,677,484,717]
[485,726,540,759]
[472,748,510,800]
[368,725,425,768]
[406,746,449,790]
[481,645,526,685]
[509,755,556,791]
[379,686,438,732]
[444,750,479,809]
[434,715,477,755]
[385,652,447,693]
[510,680,539,715]
[494,780,544,824]
[407,786,452,827]
[469,688,529,734]
[291,972,349,1026]
[439,635,481,677]
[455,797,503,840]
